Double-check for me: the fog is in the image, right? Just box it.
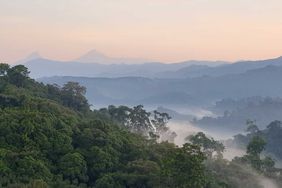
[167,121,204,146]
[167,120,279,188]
[223,147,245,161]
[259,176,278,188]
[168,120,245,159]
[167,107,217,119]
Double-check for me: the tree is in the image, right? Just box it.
[186,132,225,159]
[235,136,273,172]
[0,63,10,76]
[244,136,266,171]
[108,105,131,125]
[95,174,118,188]
[59,153,88,184]
[61,82,89,111]
[261,156,275,173]
[127,105,152,135]
[161,143,206,187]
[7,65,30,87]
[86,146,118,183]
[112,160,161,188]
[62,82,86,96]
[15,156,52,183]
[266,120,282,131]
[246,136,266,157]
[151,110,171,133]
[151,110,176,142]
[246,119,260,135]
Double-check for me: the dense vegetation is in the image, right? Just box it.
[0,64,282,187]
[0,64,207,187]
[195,97,282,132]
[232,120,282,160]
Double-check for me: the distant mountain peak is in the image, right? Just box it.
[16,51,43,64]
[74,49,118,64]
[74,49,151,64]
[26,52,42,59]
[78,49,108,60]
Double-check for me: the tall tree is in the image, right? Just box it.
[127,105,152,135]
[7,65,30,87]
[186,132,225,159]
[61,82,89,111]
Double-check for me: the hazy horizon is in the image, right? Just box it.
[1,0,282,63]
[11,49,282,65]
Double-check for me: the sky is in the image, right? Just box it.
[1,0,282,63]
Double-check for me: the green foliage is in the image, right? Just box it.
[59,153,88,184]
[15,156,52,183]
[128,105,152,134]
[233,120,282,185]
[98,105,177,142]
[0,64,210,187]
[234,120,282,160]
[246,136,266,157]
[0,63,10,76]
[61,82,89,112]
[3,64,278,187]
[205,159,263,188]
[234,135,277,174]
[95,174,118,188]
[186,132,225,159]
[161,143,206,188]
[7,65,30,87]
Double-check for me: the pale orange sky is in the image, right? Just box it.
[1,0,282,63]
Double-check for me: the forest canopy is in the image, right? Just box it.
[0,64,282,188]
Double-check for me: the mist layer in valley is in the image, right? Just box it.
[2,52,282,187]
[30,53,282,174]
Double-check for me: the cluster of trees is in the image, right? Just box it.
[233,120,282,160]
[187,131,282,187]
[195,96,282,132]
[97,105,177,143]
[0,64,30,87]
[186,132,259,187]
[220,120,282,187]
[0,63,89,112]
[186,132,225,159]
[1,64,282,187]
[46,82,89,112]
[0,64,211,187]
[233,135,275,173]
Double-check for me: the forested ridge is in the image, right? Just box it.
[0,64,282,188]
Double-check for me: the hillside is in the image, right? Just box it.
[0,64,209,187]
[24,54,282,79]
[39,65,282,110]
[24,56,225,79]
[1,64,281,187]
[158,56,282,78]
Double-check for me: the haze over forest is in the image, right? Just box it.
[2,1,282,188]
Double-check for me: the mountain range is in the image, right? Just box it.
[20,50,226,78]
[18,51,282,132]
[22,50,282,80]
[16,51,282,110]
[39,64,282,109]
